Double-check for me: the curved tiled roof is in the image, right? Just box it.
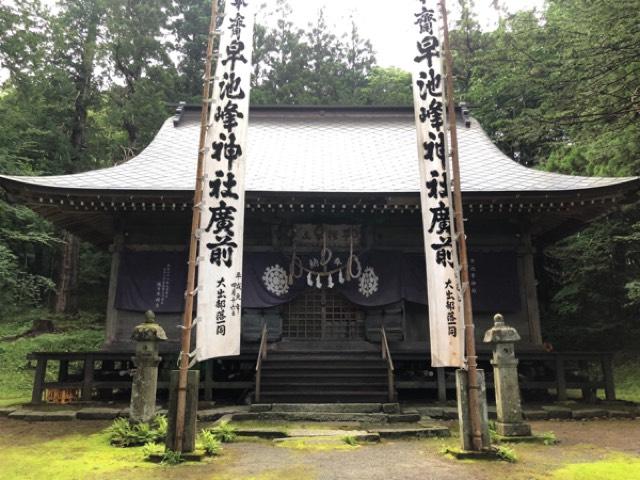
[1,107,636,195]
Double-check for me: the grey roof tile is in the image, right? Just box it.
[1,109,636,194]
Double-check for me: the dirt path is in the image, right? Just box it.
[1,418,639,480]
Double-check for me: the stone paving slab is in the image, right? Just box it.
[388,413,421,423]
[607,410,637,419]
[271,403,386,414]
[287,429,370,438]
[76,407,122,420]
[440,407,459,420]
[374,427,450,439]
[198,407,244,421]
[541,406,573,419]
[523,409,549,420]
[232,412,389,423]
[0,407,17,417]
[8,410,77,421]
[249,404,272,413]
[382,403,400,414]
[274,431,381,443]
[234,427,288,439]
[572,409,609,420]
[415,407,444,418]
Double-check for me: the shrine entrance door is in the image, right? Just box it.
[283,288,364,340]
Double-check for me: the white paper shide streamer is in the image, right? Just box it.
[410,1,465,367]
[196,0,254,361]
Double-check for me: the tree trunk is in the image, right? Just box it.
[55,231,79,314]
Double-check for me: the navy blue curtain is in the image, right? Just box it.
[115,249,520,313]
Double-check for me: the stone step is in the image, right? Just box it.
[261,382,388,392]
[261,366,388,376]
[261,373,387,383]
[260,391,390,403]
[264,355,384,362]
[262,403,393,414]
[76,407,125,420]
[8,410,77,421]
[232,411,390,423]
[374,426,450,439]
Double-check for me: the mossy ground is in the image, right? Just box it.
[1,419,640,480]
[549,454,640,480]
[275,437,360,452]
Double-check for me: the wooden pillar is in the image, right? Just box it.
[203,360,214,402]
[31,358,47,404]
[105,235,124,345]
[555,355,568,401]
[81,354,95,401]
[602,354,616,401]
[521,231,543,345]
[58,360,69,382]
[436,367,447,402]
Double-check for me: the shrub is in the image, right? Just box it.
[209,421,237,443]
[342,435,358,446]
[160,449,184,465]
[107,415,167,447]
[496,445,518,463]
[199,429,222,456]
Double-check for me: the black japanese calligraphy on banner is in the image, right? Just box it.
[196,0,254,362]
[410,0,464,368]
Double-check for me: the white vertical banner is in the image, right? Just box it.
[196,0,254,361]
[410,1,465,367]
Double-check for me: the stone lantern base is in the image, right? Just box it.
[496,420,532,437]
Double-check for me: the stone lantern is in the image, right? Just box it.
[130,310,167,423]
[483,313,531,437]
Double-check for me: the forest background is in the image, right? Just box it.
[0,0,639,356]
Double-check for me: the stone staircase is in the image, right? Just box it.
[235,402,422,424]
[257,350,393,404]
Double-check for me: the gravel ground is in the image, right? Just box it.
[1,418,639,480]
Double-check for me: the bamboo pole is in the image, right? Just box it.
[173,0,219,453]
[439,0,485,451]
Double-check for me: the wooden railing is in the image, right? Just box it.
[381,327,396,402]
[254,323,269,402]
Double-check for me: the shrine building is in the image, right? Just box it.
[1,105,636,404]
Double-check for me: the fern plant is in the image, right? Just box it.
[209,421,237,443]
[199,429,223,456]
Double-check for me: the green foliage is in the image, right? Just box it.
[160,449,184,465]
[0,309,104,405]
[495,445,518,463]
[452,0,640,349]
[208,420,238,443]
[342,435,358,446]
[141,441,164,459]
[107,415,168,447]
[541,432,558,446]
[198,429,223,456]
[251,1,377,105]
[611,353,640,403]
[141,442,184,465]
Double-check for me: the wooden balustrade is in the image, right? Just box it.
[381,327,396,402]
[254,323,269,403]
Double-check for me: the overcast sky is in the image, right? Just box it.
[277,0,546,70]
[1,0,545,83]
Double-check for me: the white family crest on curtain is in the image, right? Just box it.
[410,0,465,368]
[196,0,255,361]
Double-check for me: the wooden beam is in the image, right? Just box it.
[521,229,543,345]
